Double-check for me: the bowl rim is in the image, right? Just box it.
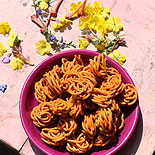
[19,49,139,155]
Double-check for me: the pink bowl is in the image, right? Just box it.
[19,49,139,155]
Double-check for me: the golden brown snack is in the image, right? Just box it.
[31,53,138,154]
[117,83,137,106]
[31,102,54,128]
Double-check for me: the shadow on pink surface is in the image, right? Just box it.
[29,109,143,155]
[0,140,19,155]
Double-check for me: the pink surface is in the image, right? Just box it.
[19,49,139,155]
[0,0,155,154]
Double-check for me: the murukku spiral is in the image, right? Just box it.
[89,53,107,80]
[51,98,70,116]
[43,65,63,96]
[31,53,138,154]
[82,114,96,139]
[41,127,65,146]
[117,83,137,106]
[66,133,93,154]
[34,78,50,103]
[57,117,77,138]
[31,102,54,128]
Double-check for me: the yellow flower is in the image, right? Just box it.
[38,0,48,10]
[108,49,126,66]
[35,39,51,55]
[79,15,94,30]
[98,8,110,19]
[94,18,107,36]
[106,16,123,33]
[52,15,72,31]
[94,41,105,51]
[84,3,93,15]
[0,21,11,35]
[70,1,83,17]
[8,31,17,47]
[10,57,24,70]
[92,1,102,15]
[0,43,7,57]
[78,38,89,49]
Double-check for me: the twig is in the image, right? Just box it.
[52,0,63,17]
[78,0,87,17]
[46,0,63,27]
[65,0,86,19]
[45,7,53,27]
[90,30,97,37]
[31,14,43,28]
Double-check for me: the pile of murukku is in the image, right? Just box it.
[31,53,138,154]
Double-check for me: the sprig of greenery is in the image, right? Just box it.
[95,34,127,54]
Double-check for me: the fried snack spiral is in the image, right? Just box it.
[30,102,53,128]
[117,83,137,106]
[61,70,83,90]
[106,67,120,77]
[41,127,65,146]
[82,114,96,139]
[51,98,70,116]
[89,53,107,80]
[68,78,94,100]
[43,65,63,97]
[94,108,117,137]
[31,53,138,154]
[57,117,77,138]
[61,55,84,74]
[91,88,112,108]
[34,78,50,103]
[69,96,84,119]
[66,133,93,154]
[94,134,114,147]
[101,74,123,97]
[110,100,125,130]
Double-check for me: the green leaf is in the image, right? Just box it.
[68,41,73,45]
[97,50,104,53]
[47,0,51,4]
[14,35,20,46]
[43,24,47,34]
[45,33,51,42]
[50,17,56,21]
[40,13,48,17]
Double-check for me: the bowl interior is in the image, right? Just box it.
[20,49,139,155]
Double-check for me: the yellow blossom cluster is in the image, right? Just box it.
[35,39,51,55]
[74,1,125,67]
[0,21,11,35]
[108,50,126,67]
[8,31,17,47]
[78,1,123,36]
[38,0,48,10]
[52,15,72,31]
[10,57,24,70]
[0,43,7,57]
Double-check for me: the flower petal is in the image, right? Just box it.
[113,49,120,58]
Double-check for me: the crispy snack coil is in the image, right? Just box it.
[31,54,138,154]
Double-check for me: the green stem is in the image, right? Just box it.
[25,61,34,66]
[33,0,44,25]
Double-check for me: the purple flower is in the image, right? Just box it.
[37,9,43,14]
[61,42,66,49]
[50,34,56,42]
[0,84,7,93]
[56,19,61,23]
[2,56,10,63]
[81,29,90,35]
[36,9,46,17]
[60,36,63,43]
